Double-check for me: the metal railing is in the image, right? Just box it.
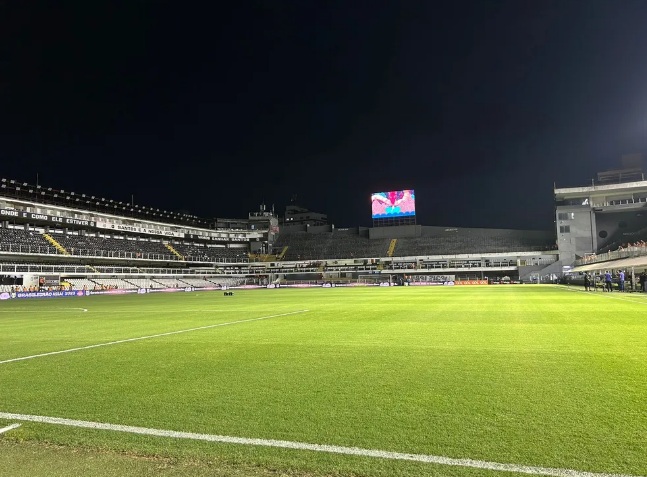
[0,243,249,263]
[574,246,647,267]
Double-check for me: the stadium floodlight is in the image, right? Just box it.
[23,182,27,186]
[1,178,5,182]
[10,179,15,183]
[1,184,5,188]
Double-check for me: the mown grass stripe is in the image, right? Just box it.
[0,411,640,477]
[0,309,309,365]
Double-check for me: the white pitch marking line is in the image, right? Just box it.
[0,309,309,365]
[0,412,641,477]
[0,423,21,434]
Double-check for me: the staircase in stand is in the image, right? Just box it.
[164,242,185,260]
[249,253,275,262]
[42,233,70,255]
[387,239,397,257]
[276,246,289,261]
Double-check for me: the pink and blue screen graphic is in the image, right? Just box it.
[371,189,416,218]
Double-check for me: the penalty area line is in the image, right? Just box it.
[0,412,641,477]
[0,309,309,365]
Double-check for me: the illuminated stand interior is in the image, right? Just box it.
[371,189,417,228]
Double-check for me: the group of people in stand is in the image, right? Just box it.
[583,269,647,292]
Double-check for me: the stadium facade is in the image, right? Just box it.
[5,159,646,294]
[556,156,647,283]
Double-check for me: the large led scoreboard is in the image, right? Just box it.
[371,189,416,226]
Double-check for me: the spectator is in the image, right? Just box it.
[604,270,613,292]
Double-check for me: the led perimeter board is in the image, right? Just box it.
[371,189,416,219]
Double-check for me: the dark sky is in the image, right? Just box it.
[2,1,647,230]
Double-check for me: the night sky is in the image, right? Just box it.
[2,1,647,230]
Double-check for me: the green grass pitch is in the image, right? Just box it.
[0,285,646,477]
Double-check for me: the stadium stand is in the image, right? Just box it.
[1,176,564,288]
[168,241,249,262]
[49,232,174,260]
[273,230,392,261]
[273,227,554,261]
[151,277,190,287]
[0,227,55,253]
[393,227,555,256]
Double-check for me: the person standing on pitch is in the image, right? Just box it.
[583,272,591,291]
[618,270,625,292]
[604,270,613,292]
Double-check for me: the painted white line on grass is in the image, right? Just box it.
[0,310,309,365]
[0,423,21,434]
[0,412,641,477]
